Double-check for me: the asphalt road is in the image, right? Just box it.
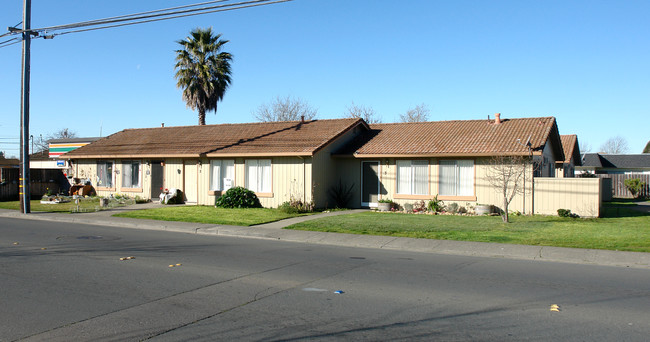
[1,218,649,341]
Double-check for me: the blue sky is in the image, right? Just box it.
[1,0,648,157]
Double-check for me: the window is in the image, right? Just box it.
[439,160,474,196]
[397,160,428,195]
[245,159,271,193]
[210,159,235,191]
[97,161,113,188]
[121,160,141,188]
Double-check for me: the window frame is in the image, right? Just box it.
[245,159,273,197]
[120,160,142,192]
[395,159,430,199]
[437,159,476,200]
[96,160,115,190]
[209,159,235,194]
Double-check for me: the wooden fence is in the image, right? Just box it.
[533,178,603,218]
[0,168,63,201]
[596,174,650,198]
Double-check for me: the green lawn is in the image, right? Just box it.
[285,208,650,252]
[113,206,313,226]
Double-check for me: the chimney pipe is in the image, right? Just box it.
[300,115,305,123]
[495,113,501,124]
[161,123,164,127]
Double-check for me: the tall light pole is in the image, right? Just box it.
[19,0,32,214]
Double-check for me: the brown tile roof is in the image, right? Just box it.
[559,134,581,165]
[63,119,366,159]
[338,116,563,158]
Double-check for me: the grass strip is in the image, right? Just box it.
[113,206,312,226]
[285,209,650,252]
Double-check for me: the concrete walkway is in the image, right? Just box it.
[1,203,649,269]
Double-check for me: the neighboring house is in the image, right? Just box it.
[62,115,565,213]
[0,156,19,183]
[578,153,650,175]
[555,134,581,178]
[30,137,101,194]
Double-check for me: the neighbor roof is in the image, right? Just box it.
[63,119,366,159]
[581,153,650,169]
[0,157,19,166]
[337,116,563,158]
[559,134,581,165]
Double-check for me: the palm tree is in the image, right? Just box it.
[175,28,232,125]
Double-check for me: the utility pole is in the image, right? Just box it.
[19,0,32,213]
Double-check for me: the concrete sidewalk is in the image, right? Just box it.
[1,204,649,269]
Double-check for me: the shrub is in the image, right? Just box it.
[328,179,354,208]
[279,196,314,214]
[557,208,579,218]
[447,202,459,214]
[278,202,300,214]
[215,187,261,208]
[624,178,646,199]
[578,172,597,178]
[427,195,445,212]
[413,200,427,213]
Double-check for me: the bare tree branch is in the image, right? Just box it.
[399,103,430,123]
[485,155,529,223]
[599,136,629,154]
[344,102,382,124]
[253,95,318,122]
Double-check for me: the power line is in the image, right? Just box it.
[0,38,21,48]
[1,0,292,43]
[54,0,292,38]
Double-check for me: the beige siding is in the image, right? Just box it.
[193,157,312,207]
[183,160,199,203]
[533,178,601,218]
[367,157,536,214]
[313,125,366,208]
[163,159,184,192]
[329,158,362,208]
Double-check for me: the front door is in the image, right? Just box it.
[150,160,164,199]
[361,161,380,208]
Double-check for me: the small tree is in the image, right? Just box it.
[344,102,382,124]
[399,103,430,123]
[486,155,529,223]
[254,96,318,122]
[624,178,646,199]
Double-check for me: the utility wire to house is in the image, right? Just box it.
[0,0,292,46]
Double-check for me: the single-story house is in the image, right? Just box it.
[0,156,19,183]
[577,153,650,175]
[555,134,581,178]
[62,114,567,214]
